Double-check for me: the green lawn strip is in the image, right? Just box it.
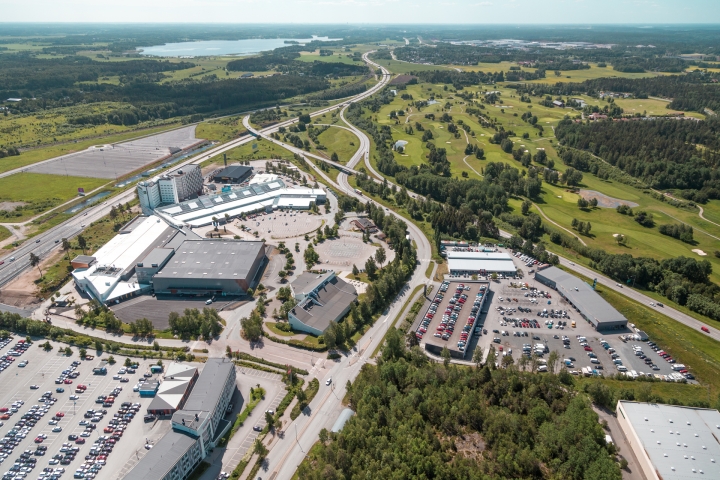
[424,260,435,279]
[265,321,296,337]
[371,284,430,359]
[227,459,250,480]
[0,124,181,174]
[575,377,710,407]
[315,126,359,163]
[0,226,11,242]
[0,173,109,222]
[233,352,309,375]
[559,265,720,398]
[290,378,320,420]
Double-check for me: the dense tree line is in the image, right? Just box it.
[555,116,720,200]
[612,57,687,73]
[298,346,620,479]
[658,223,694,243]
[167,308,223,340]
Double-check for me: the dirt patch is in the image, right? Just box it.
[692,249,707,256]
[453,431,485,461]
[0,201,27,211]
[579,190,639,209]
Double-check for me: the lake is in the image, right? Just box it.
[137,36,341,57]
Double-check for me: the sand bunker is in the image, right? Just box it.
[579,190,639,209]
[612,233,620,238]
[692,249,707,256]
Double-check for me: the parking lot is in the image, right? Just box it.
[464,251,691,380]
[419,281,489,357]
[0,339,170,480]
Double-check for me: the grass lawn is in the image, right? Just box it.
[576,377,710,407]
[315,126,359,163]
[0,173,110,222]
[0,123,181,175]
[0,226,10,243]
[298,51,362,65]
[201,139,297,167]
[700,199,720,226]
[266,321,296,337]
[196,116,246,142]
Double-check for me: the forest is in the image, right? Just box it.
[555,116,720,201]
[297,342,621,480]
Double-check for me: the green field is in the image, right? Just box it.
[297,50,362,65]
[196,116,246,142]
[0,173,109,222]
[0,226,11,242]
[0,123,181,175]
[0,102,179,150]
[202,138,297,167]
[314,126,359,163]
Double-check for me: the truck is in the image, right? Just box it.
[93,361,108,375]
[354,189,362,195]
[582,367,593,377]
[150,365,163,374]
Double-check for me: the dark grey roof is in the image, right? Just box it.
[352,217,375,229]
[292,276,357,330]
[154,240,264,282]
[182,358,234,414]
[138,248,174,268]
[213,164,253,182]
[171,410,210,431]
[534,266,626,326]
[148,395,177,412]
[72,255,96,265]
[123,431,196,480]
[292,271,334,297]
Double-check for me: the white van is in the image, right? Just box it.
[616,365,628,372]
[537,365,548,372]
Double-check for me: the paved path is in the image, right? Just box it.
[697,205,720,228]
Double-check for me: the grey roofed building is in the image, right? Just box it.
[289,274,357,336]
[122,430,201,480]
[291,271,335,301]
[212,164,253,184]
[616,401,720,480]
[152,240,266,296]
[182,358,235,413]
[534,266,627,330]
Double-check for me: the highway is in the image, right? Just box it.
[0,51,391,292]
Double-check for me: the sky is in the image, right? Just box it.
[1,0,719,24]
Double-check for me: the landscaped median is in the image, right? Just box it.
[219,386,265,448]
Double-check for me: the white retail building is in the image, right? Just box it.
[447,251,517,275]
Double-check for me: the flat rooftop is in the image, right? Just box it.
[534,266,627,326]
[618,401,720,479]
[181,357,234,414]
[123,430,197,480]
[154,239,264,282]
[291,271,334,297]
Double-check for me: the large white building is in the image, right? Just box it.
[139,164,204,215]
[447,251,517,275]
[616,400,720,480]
[155,179,326,228]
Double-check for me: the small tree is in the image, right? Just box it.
[352,264,359,276]
[64,346,72,356]
[375,248,386,268]
[79,348,87,358]
[42,341,53,352]
[124,357,133,367]
[77,235,87,255]
[472,346,484,368]
[29,253,42,279]
[441,346,451,367]
[107,355,116,365]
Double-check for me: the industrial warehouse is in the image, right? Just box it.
[125,358,237,480]
[154,179,326,228]
[71,215,267,303]
[534,266,628,330]
[616,401,720,480]
[446,250,518,276]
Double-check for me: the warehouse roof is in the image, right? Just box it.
[292,276,357,331]
[617,401,720,480]
[534,266,627,326]
[123,430,197,480]
[138,248,174,268]
[213,165,253,182]
[154,240,264,282]
[446,251,513,261]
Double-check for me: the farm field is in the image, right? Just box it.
[0,173,109,222]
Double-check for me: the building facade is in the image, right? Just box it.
[139,165,203,215]
[288,271,357,335]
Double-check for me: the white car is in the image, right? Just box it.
[52,426,62,432]
[70,395,80,400]
[49,420,58,425]
[326,377,332,386]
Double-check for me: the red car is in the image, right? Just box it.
[701,326,710,333]
[56,412,64,417]
[584,346,592,351]
[34,437,43,443]
[77,384,87,390]
[75,438,85,444]
[103,427,114,433]
[0,408,8,413]
[63,379,72,384]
